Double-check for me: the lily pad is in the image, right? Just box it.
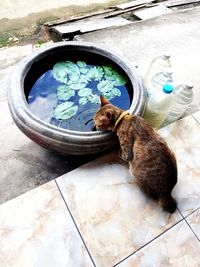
[57,85,75,100]
[78,88,92,97]
[79,97,88,105]
[97,80,114,93]
[80,68,88,74]
[113,74,127,86]
[87,66,104,81]
[65,61,80,75]
[88,94,100,104]
[52,62,68,84]
[102,66,113,77]
[68,73,80,83]
[68,82,87,90]
[80,74,90,83]
[77,61,87,68]
[53,101,78,120]
[112,87,121,97]
[102,92,113,101]
[103,66,127,86]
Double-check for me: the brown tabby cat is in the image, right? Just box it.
[94,96,178,213]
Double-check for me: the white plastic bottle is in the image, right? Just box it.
[148,70,173,96]
[144,54,172,88]
[164,84,193,124]
[143,84,174,129]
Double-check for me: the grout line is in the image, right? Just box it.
[184,213,200,242]
[114,215,184,266]
[191,113,200,126]
[184,218,200,242]
[176,206,184,219]
[54,180,96,267]
[183,206,200,219]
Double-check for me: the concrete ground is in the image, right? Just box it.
[76,7,200,116]
[0,0,126,47]
[1,0,109,19]
[0,4,200,205]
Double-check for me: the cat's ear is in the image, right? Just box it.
[105,109,114,120]
[100,95,109,107]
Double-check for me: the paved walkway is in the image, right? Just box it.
[0,111,200,266]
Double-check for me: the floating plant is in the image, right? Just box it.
[87,66,104,81]
[78,88,92,97]
[53,101,78,120]
[52,60,128,120]
[57,85,75,101]
[77,61,88,74]
[53,61,80,84]
[29,60,129,132]
[88,93,100,104]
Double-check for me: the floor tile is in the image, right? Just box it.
[172,147,200,216]
[187,208,200,240]
[158,115,200,151]
[57,152,182,267]
[0,181,93,267]
[159,116,200,217]
[117,220,200,267]
[192,109,200,123]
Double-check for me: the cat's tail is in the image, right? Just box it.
[159,195,177,213]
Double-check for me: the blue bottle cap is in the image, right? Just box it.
[163,84,173,94]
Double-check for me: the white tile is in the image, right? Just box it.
[187,208,200,240]
[0,182,93,267]
[57,152,181,267]
[117,220,200,267]
[159,115,200,216]
[192,109,200,123]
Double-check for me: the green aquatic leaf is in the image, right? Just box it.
[57,85,75,100]
[112,87,121,97]
[103,65,127,86]
[87,66,104,81]
[68,73,80,83]
[64,105,78,119]
[77,61,87,68]
[68,82,87,90]
[80,74,90,83]
[78,88,92,97]
[113,74,127,86]
[65,61,80,75]
[79,97,88,105]
[102,92,113,100]
[88,94,100,104]
[53,61,80,84]
[52,62,68,84]
[80,68,88,74]
[53,101,77,120]
[102,66,113,77]
[97,80,114,93]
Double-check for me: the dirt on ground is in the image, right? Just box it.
[0,0,127,48]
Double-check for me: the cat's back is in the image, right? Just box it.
[128,115,177,190]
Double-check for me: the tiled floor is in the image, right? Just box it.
[0,111,200,267]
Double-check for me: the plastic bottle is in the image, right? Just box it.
[144,54,172,88]
[143,84,174,129]
[148,70,173,96]
[164,84,193,124]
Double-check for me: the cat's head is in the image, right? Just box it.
[94,96,121,131]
